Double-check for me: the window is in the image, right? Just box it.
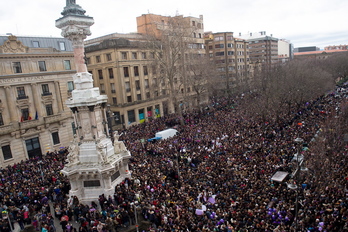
[106,53,112,61]
[38,61,47,71]
[21,108,29,121]
[153,78,157,86]
[215,51,224,56]
[33,41,40,47]
[127,110,135,123]
[112,97,117,104]
[0,113,3,126]
[17,87,26,99]
[144,79,149,89]
[161,89,166,95]
[96,56,101,63]
[137,94,142,101]
[143,66,148,75]
[134,66,139,76]
[108,68,114,79]
[208,45,213,49]
[64,60,71,70]
[150,52,155,59]
[197,23,202,29]
[2,145,12,160]
[125,82,131,92]
[41,84,51,96]
[67,81,74,92]
[141,52,147,59]
[52,132,60,145]
[46,104,54,116]
[132,52,137,59]
[227,51,234,56]
[86,57,91,64]
[226,36,233,41]
[121,52,127,59]
[215,44,224,49]
[227,43,233,48]
[228,66,235,71]
[209,53,213,57]
[214,36,223,41]
[59,42,66,51]
[146,92,150,99]
[100,84,105,93]
[135,80,140,90]
[193,33,196,38]
[187,87,190,92]
[111,83,116,93]
[192,21,196,26]
[98,69,103,79]
[123,67,129,77]
[152,66,157,74]
[13,62,22,73]
[127,96,132,103]
[199,33,202,38]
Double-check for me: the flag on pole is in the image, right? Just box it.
[28,113,32,120]
[35,111,38,120]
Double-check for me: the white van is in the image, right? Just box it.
[155,128,178,139]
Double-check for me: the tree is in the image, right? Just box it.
[245,59,335,122]
[141,14,208,116]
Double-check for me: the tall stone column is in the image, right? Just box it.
[31,84,42,118]
[4,86,17,122]
[54,81,63,113]
[56,0,131,205]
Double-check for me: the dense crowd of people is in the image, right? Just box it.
[0,86,347,232]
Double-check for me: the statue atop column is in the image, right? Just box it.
[60,0,86,16]
[66,0,76,6]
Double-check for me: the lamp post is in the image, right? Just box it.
[106,104,121,142]
[131,201,139,232]
[293,137,304,232]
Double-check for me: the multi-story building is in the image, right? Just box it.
[240,31,278,69]
[137,14,207,113]
[0,35,75,166]
[293,46,320,53]
[324,45,348,51]
[84,33,165,129]
[205,32,251,94]
[137,13,204,42]
[278,39,293,63]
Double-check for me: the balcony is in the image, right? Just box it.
[17,95,28,100]
[42,92,52,96]
[0,124,15,136]
[44,114,62,125]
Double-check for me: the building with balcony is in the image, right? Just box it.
[239,31,279,70]
[204,32,251,94]
[84,33,166,129]
[0,35,75,166]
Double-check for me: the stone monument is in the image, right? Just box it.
[56,0,131,204]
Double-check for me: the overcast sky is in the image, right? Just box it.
[1,0,347,49]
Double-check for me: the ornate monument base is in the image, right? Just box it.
[61,137,131,204]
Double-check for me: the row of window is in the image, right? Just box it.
[16,84,54,99]
[94,66,150,80]
[1,132,60,161]
[32,40,67,51]
[89,52,152,64]
[110,85,192,105]
[191,21,203,29]
[12,60,71,74]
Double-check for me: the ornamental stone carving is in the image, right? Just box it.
[0,35,28,54]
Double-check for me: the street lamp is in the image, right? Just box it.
[131,201,139,232]
[292,137,304,232]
